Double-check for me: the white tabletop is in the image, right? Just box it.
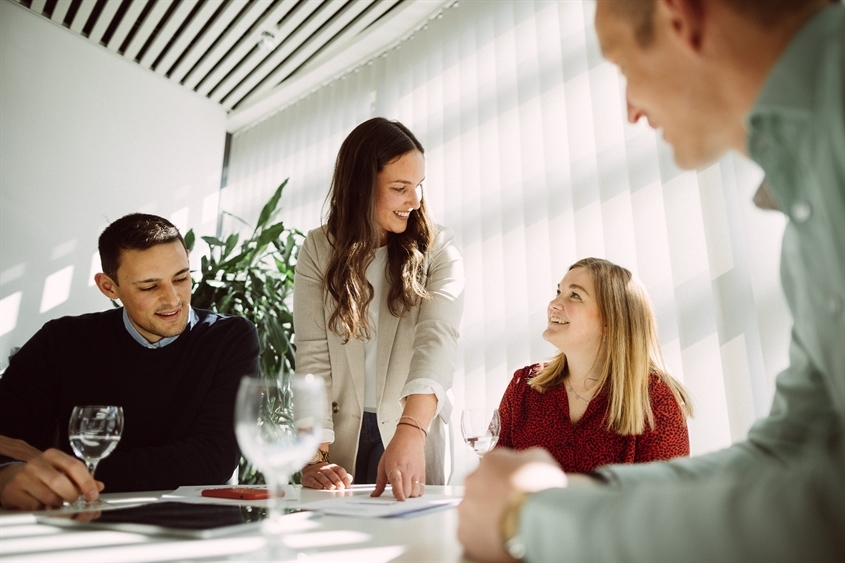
[0,485,467,562]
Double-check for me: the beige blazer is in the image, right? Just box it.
[293,225,465,484]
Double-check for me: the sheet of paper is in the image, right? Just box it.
[299,494,460,518]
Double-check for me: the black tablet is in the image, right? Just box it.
[38,502,301,539]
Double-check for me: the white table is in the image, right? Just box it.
[0,485,467,562]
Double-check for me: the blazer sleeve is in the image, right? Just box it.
[293,229,336,442]
[402,227,465,423]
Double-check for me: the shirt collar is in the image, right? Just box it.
[122,307,197,349]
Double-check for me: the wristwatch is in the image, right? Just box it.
[500,490,528,560]
[307,449,330,465]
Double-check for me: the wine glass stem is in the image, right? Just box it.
[87,461,99,479]
[262,475,290,539]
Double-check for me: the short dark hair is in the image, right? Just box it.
[606,0,827,47]
[98,213,186,282]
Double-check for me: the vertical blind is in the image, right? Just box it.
[222,0,790,482]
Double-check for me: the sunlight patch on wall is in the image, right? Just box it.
[39,265,74,313]
[0,263,26,286]
[170,207,190,235]
[202,191,220,225]
[88,251,100,287]
[50,239,77,260]
[0,291,22,336]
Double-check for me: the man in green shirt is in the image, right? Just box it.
[458,0,844,561]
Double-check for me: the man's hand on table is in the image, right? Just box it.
[457,448,570,562]
[0,448,103,510]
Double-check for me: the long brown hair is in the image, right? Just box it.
[530,257,693,435]
[324,118,435,343]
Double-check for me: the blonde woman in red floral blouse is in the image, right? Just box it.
[496,257,692,473]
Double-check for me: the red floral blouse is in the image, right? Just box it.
[496,364,690,473]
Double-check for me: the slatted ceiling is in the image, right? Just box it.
[152,0,217,76]
[51,0,71,22]
[235,0,379,110]
[68,0,94,32]
[208,0,325,104]
[291,0,400,80]
[14,0,450,131]
[138,0,194,68]
[86,0,117,43]
[123,0,172,61]
[221,0,369,109]
[181,0,272,92]
[197,0,301,99]
[166,0,241,83]
[105,0,145,52]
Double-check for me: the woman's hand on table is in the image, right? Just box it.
[372,423,427,501]
[301,462,353,490]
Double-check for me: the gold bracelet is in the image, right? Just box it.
[396,421,427,436]
[500,490,528,560]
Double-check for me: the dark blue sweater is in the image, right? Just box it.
[0,308,259,492]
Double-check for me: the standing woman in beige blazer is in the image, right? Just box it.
[293,118,465,500]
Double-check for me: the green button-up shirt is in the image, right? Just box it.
[522,6,845,561]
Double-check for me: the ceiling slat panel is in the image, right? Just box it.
[123,0,174,61]
[167,0,242,83]
[87,0,121,43]
[196,0,301,98]
[181,0,273,91]
[30,0,47,15]
[106,0,149,51]
[205,0,319,102]
[51,0,72,22]
[69,0,96,32]
[153,0,218,76]
[231,0,377,109]
[138,0,197,69]
[296,0,401,77]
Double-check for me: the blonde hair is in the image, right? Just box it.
[529,257,692,435]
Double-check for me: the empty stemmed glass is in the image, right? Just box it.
[235,373,324,558]
[68,405,124,509]
[461,408,500,458]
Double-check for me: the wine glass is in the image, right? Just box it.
[235,373,324,557]
[461,408,500,457]
[68,405,124,509]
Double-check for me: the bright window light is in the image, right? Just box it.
[39,265,74,313]
[0,291,22,336]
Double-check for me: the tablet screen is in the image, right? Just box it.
[39,502,301,539]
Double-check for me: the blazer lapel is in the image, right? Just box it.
[344,338,366,412]
[376,295,400,406]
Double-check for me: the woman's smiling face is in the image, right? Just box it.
[543,266,604,356]
[374,150,424,245]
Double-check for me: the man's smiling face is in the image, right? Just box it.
[105,240,192,343]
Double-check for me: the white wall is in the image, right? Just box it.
[0,0,227,368]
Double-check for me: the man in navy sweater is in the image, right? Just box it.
[0,213,259,510]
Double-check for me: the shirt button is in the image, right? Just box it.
[829,297,843,316]
[790,201,812,223]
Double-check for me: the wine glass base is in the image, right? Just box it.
[64,497,111,511]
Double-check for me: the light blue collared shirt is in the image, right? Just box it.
[122,307,198,349]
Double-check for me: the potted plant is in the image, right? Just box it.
[185,180,305,483]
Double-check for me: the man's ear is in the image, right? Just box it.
[94,273,120,300]
[658,0,706,53]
